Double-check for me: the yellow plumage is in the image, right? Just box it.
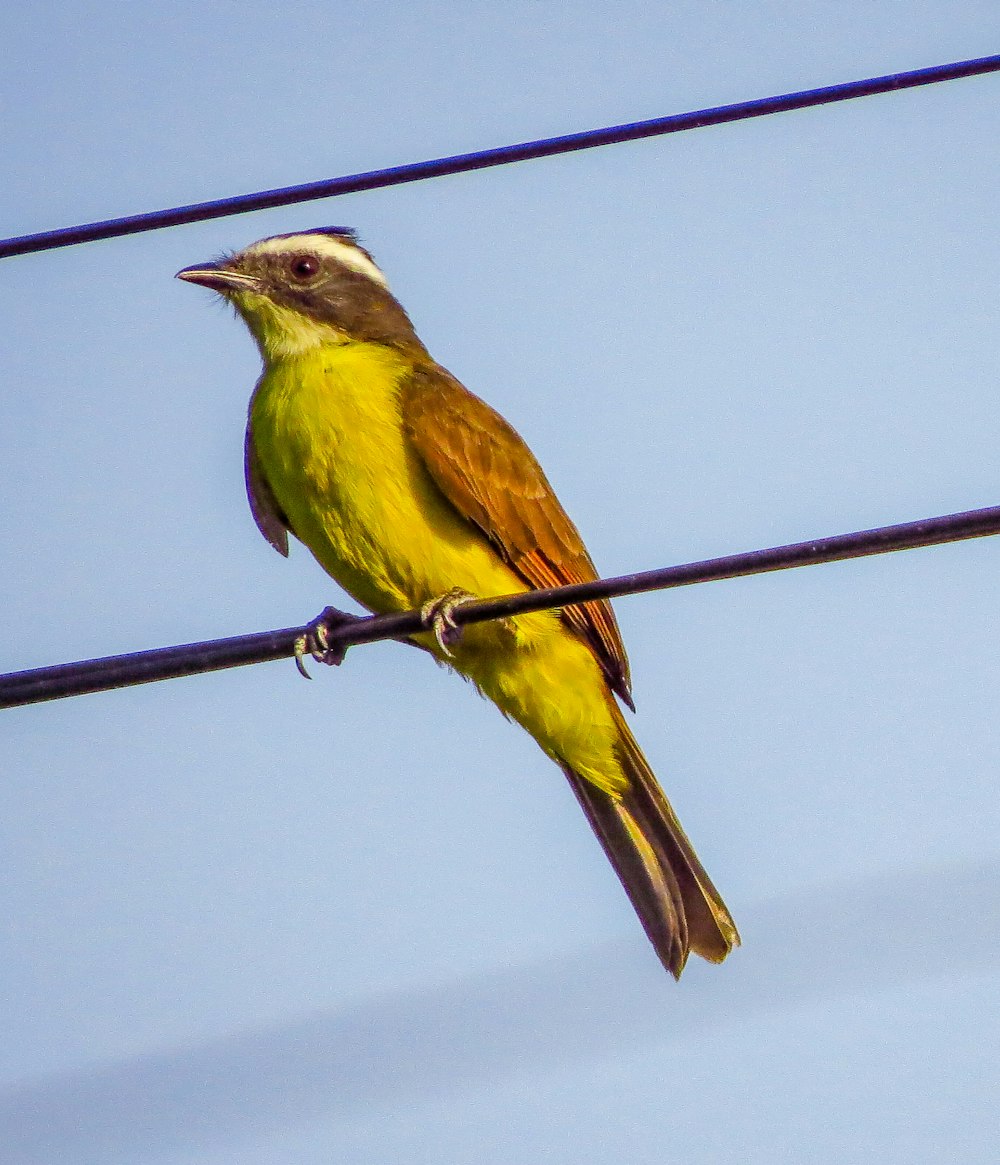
[251,344,629,796]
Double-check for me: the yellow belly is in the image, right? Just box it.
[250,344,627,795]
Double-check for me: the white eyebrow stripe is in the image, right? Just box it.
[246,234,390,289]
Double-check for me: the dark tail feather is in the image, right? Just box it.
[560,705,739,978]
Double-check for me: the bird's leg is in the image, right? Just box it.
[293,605,361,678]
[420,587,479,656]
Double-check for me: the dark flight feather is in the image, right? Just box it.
[244,420,290,556]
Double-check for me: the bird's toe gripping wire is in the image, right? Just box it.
[293,606,361,678]
[420,588,479,656]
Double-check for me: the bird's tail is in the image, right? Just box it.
[560,703,739,978]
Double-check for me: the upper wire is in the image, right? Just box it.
[1,54,998,259]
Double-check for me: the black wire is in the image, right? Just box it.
[1,54,998,260]
[3,503,998,709]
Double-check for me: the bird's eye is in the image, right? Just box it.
[289,254,320,280]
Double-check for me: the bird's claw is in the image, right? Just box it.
[420,588,477,656]
[293,606,359,678]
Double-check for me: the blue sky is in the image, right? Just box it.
[2,3,999,1162]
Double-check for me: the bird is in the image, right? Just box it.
[177,227,739,977]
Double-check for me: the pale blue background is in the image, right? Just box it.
[2,3,999,1162]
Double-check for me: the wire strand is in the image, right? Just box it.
[3,503,998,709]
[1,54,998,260]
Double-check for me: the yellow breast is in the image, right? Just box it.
[249,342,524,617]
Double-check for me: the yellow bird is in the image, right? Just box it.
[178,228,738,977]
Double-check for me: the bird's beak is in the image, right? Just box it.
[176,261,259,294]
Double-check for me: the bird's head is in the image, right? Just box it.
[177,228,423,361]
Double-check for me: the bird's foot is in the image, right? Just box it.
[293,606,360,678]
[420,588,478,656]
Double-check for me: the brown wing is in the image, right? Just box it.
[245,419,290,557]
[402,363,633,708]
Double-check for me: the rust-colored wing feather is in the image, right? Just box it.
[402,363,633,708]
